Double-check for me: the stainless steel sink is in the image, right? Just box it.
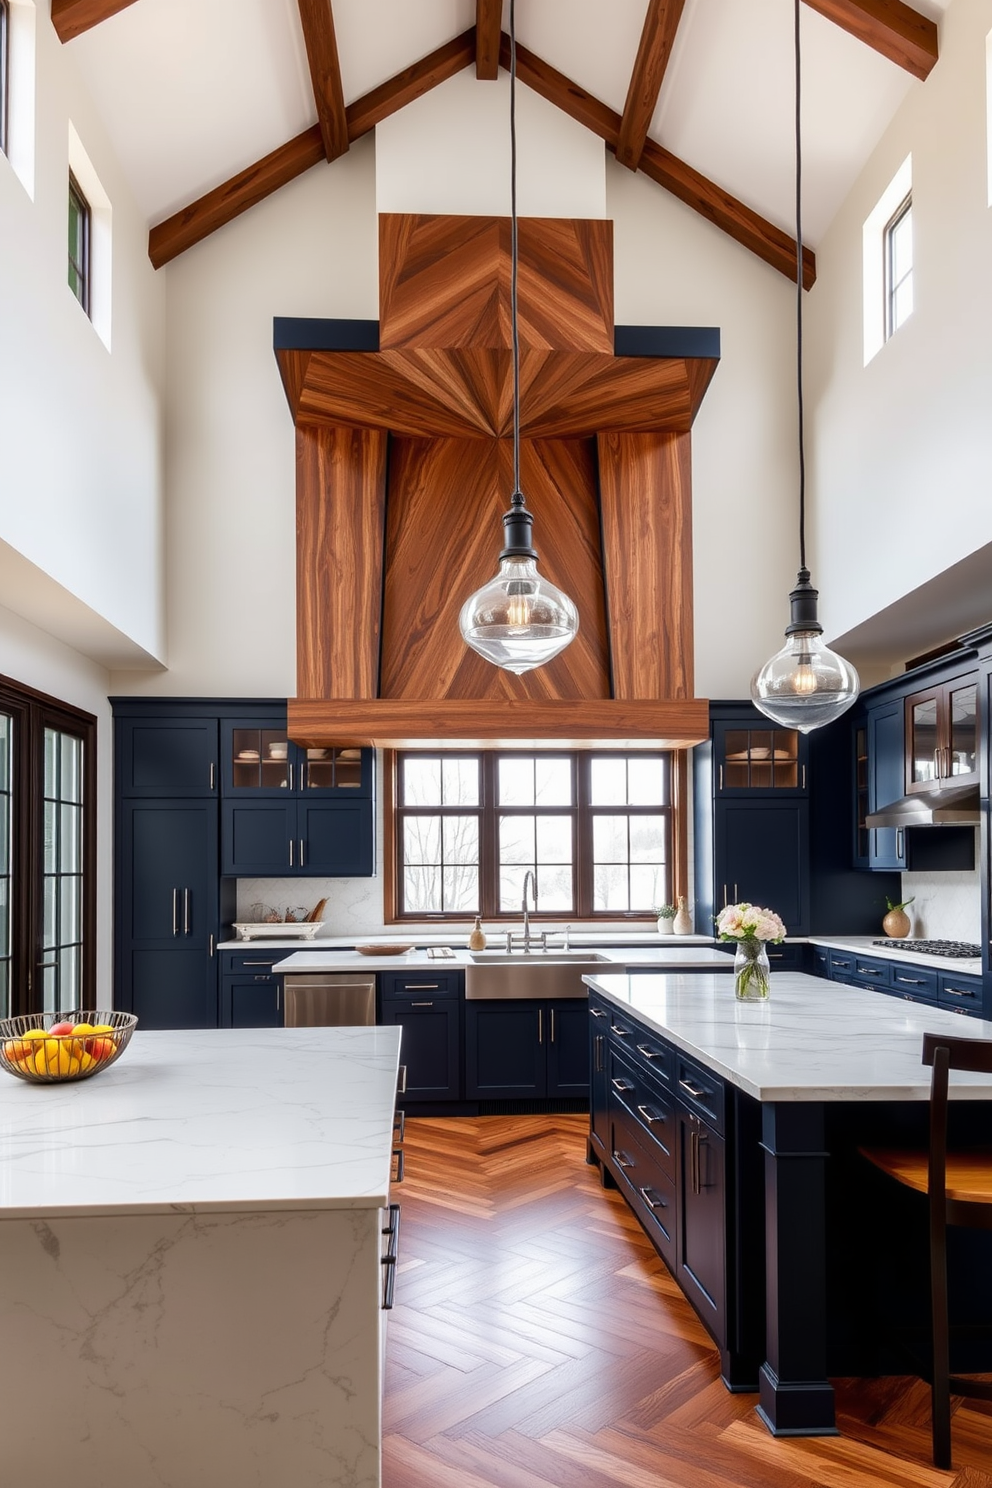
[465,954,610,1000]
[467,951,610,963]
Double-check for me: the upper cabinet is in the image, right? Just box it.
[222,721,372,798]
[713,723,808,796]
[905,674,979,793]
[118,717,218,797]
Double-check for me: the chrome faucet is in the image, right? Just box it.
[521,870,538,951]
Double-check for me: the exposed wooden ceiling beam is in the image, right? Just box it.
[148,30,476,269]
[50,0,139,43]
[502,35,814,288]
[803,0,938,80]
[476,0,502,80]
[297,0,349,162]
[616,0,686,172]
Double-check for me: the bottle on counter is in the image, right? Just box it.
[673,896,693,936]
[469,916,487,950]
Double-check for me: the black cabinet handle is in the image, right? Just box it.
[635,1043,662,1060]
[636,1104,664,1126]
[381,1203,401,1310]
[639,1186,668,1211]
[611,1077,634,1093]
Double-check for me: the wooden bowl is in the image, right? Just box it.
[355,943,414,956]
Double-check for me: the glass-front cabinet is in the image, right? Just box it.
[905,675,979,793]
[223,721,370,797]
[713,723,807,794]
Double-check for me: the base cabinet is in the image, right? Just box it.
[465,1000,590,1099]
[381,998,461,1102]
[676,1106,726,1341]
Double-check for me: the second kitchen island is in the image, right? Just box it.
[584,970,992,1437]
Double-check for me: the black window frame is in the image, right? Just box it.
[68,168,91,316]
[884,191,913,342]
[0,0,9,159]
[389,749,676,922]
[0,674,97,1017]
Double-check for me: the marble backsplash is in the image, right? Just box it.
[899,866,982,943]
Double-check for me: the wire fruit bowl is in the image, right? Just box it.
[0,1010,138,1084]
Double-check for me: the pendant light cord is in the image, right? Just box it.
[794,0,806,574]
[509,0,523,508]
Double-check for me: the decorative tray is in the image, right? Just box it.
[233,922,324,942]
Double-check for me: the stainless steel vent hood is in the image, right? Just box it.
[865,782,981,829]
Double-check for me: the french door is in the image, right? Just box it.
[0,676,96,1017]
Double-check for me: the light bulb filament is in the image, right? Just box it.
[792,660,817,695]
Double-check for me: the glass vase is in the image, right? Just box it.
[734,937,770,1001]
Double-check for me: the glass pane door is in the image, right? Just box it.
[907,693,939,788]
[948,682,978,780]
[41,727,85,1014]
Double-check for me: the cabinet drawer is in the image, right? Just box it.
[606,1008,638,1046]
[827,949,858,979]
[889,964,938,1001]
[853,955,891,986]
[608,1116,676,1264]
[765,943,809,972]
[674,1052,725,1135]
[609,1049,675,1180]
[938,972,984,1016]
[222,951,283,976]
[379,972,461,1000]
[629,1029,672,1085]
[811,947,830,979]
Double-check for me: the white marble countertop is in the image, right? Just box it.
[219,932,716,951]
[583,970,992,1103]
[271,945,736,974]
[807,934,982,976]
[0,1027,402,1219]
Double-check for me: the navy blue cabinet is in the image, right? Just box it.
[118,718,218,798]
[380,997,461,1102]
[588,997,611,1163]
[220,950,283,1027]
[714,800,809,934]
[866,699,906,871]
[465,999,588,1099]
[116,798,220,1028]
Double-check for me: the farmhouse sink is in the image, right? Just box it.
[464,954,609,1001]
[467,951,611,963]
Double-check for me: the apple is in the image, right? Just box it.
[49,1021,76,1037]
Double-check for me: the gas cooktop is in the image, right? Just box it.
[871,938,981,959]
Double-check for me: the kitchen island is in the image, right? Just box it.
[0,1026,401,1488]
[583,970,992,1437]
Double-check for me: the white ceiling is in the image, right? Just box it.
[68,0,950,247]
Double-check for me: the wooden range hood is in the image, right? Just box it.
[276,213,717,749]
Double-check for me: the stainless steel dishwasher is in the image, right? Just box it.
[283,972,376,1027]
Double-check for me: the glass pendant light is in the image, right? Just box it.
[458,0,579,675]
[751,0,859,733]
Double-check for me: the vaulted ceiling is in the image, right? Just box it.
[58,0,947,285]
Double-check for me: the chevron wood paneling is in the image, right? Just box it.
[598,431,694,699]
[384,1114,992,1488]
[379,216,613,353]
[379,437,610,701]
[296,423,387,699]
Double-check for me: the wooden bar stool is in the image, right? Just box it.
[860,1031,992,1468]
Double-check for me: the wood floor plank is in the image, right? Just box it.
[383,1115,992,1488]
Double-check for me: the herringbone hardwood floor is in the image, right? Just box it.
[383,1113,992,1488]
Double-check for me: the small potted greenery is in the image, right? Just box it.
[882,895,914,939]
[655,904,676,935]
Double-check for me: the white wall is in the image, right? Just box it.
[0,605,114,990]
[806,0,992,663]
[110,134,379,699]
[0,1,166,665]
